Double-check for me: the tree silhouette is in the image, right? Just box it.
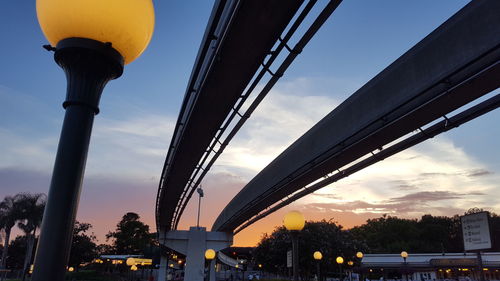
[0,195,23,269]
[16,193,45,281]
[106,212,152,254]
[68,221,97,270]
[254,220,366,279]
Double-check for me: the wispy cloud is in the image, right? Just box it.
[0,113,174,178]
[467,169,493,177]
[302,136,499,218]
[301,190,488,216]
[0,128,58,170]
[388,191,485,203]
[216,80,341,176]
[87,114,175,179]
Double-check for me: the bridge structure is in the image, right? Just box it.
[155,0,500,280]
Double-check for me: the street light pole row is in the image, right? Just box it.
[284,211,366,281]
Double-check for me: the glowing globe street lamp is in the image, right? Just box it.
[284,211,305,281]
[400,251,408,262]
[336,256,344,264]
[313,251,322,281]
[126,258,136,267]
[205,249,216,260]
[32,1,154,281]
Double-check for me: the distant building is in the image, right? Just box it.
[359,253,500,281]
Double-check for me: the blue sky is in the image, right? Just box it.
[1,0,498,246]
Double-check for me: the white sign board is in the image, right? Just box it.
[287,250,292,268]
[461,212,491,251]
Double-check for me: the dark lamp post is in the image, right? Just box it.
[401,251,409,281]
[337,256,344,281]
[205,249,216,281]
[284,211,305,281]
[314,251,322,281]
[32,1,154,281]
[356,252,364,281]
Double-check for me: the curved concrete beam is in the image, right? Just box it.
[213,0,500,232]
[156,0,304,231]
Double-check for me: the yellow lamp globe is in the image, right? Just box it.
[205,249,216,260]
[401,251,408,258]
[68,267,74,272]
[283,211,305,231]
[313,251,323,260]
[356,252,364,259]
[126,258,136,266]
[336,256,344,264]
[36,0,155,64]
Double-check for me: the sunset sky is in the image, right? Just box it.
[1,0,499,247]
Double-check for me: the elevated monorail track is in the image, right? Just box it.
[212,0,500,233]
[156,0,342,232]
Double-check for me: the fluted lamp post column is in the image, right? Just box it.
[33,1,154,281]
[313,251,322,281]
[284,211,305,281]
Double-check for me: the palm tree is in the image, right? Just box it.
[16,193,45,281]
[0,195,22,270]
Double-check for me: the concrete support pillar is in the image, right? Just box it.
[158,254,168,281]
[160,227,233,281]
[185,228,206,280]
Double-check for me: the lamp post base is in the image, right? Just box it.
[31,38,123,281]
[316,261,321,281]
[291,231,299,281]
